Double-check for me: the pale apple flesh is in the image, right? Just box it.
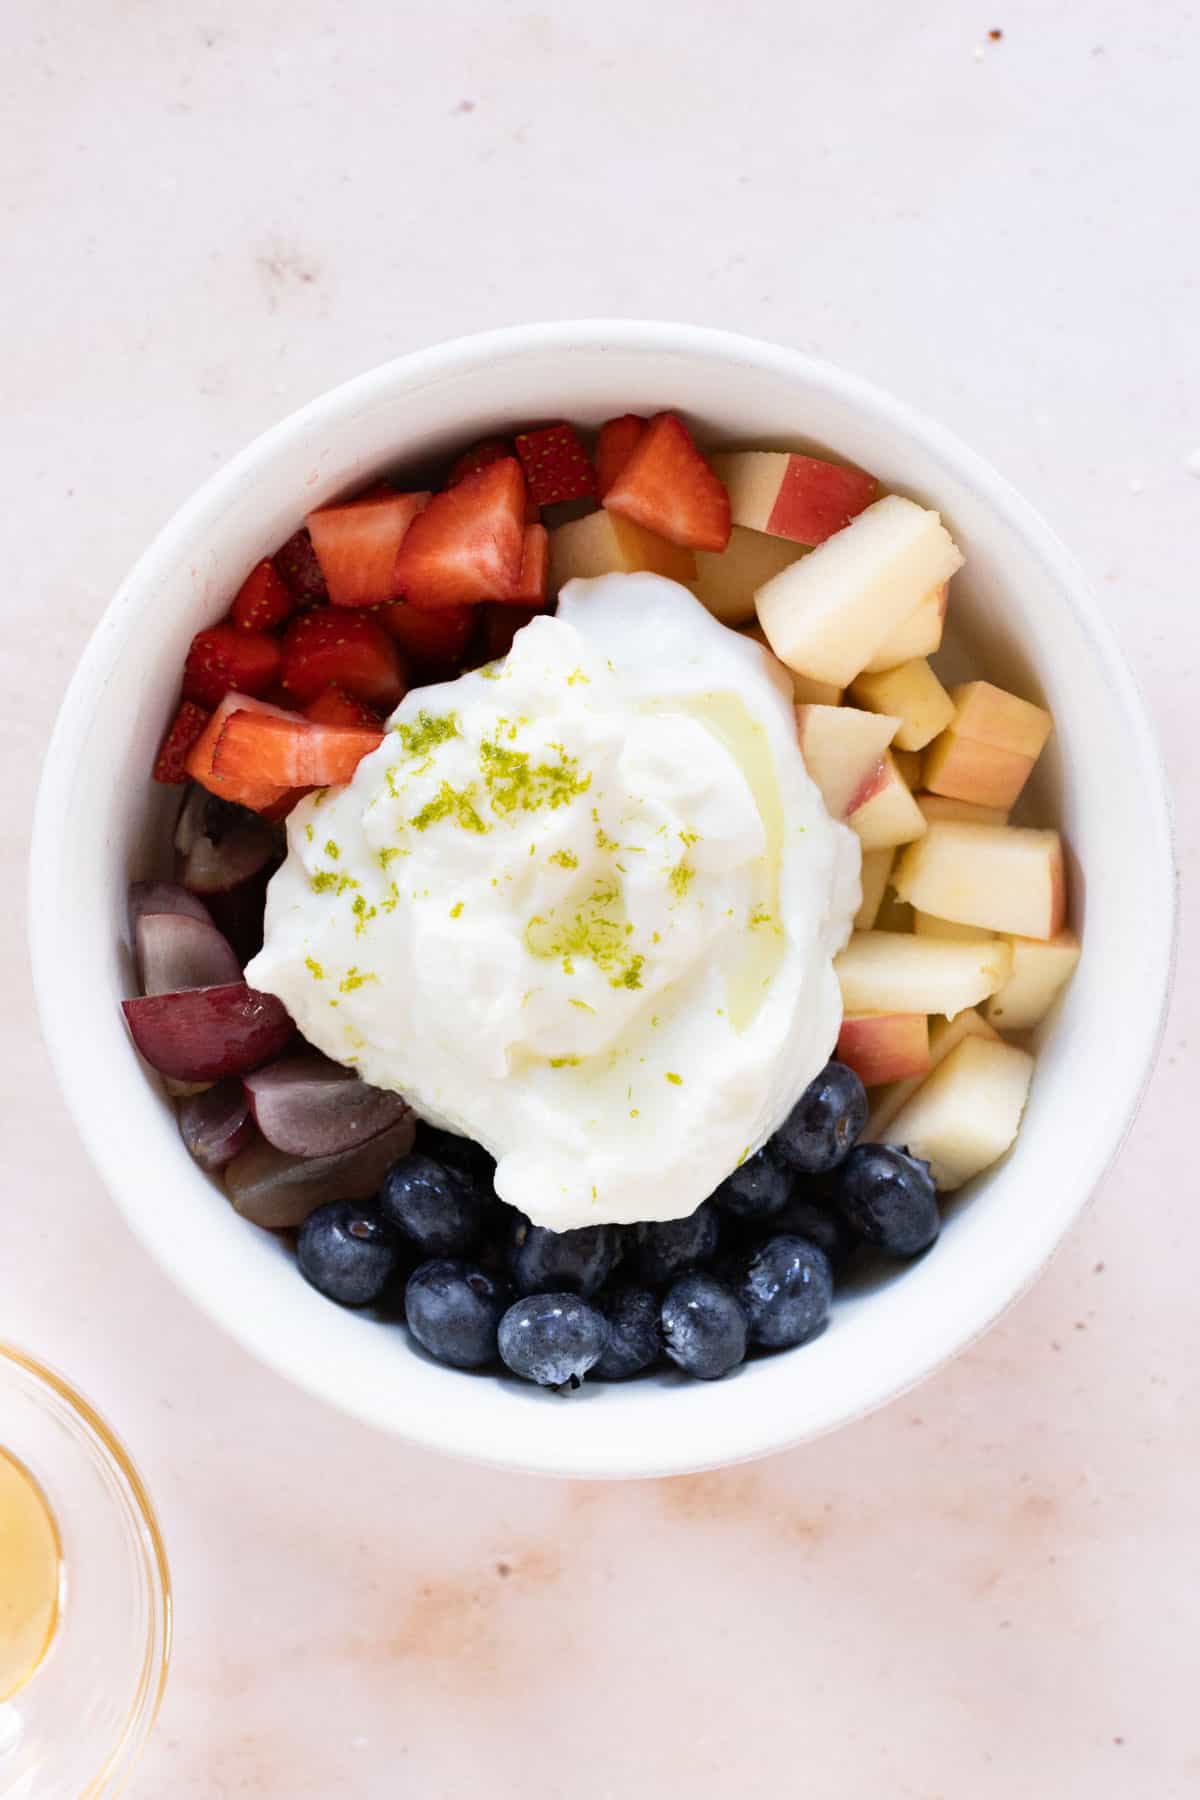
[794,703,899,819]
[893,823,1066,941]
[846,751,928,851]
[742,625,844,704]
[854,848,895,930]
[691,525,804,625]
[922,679,1053,811]
[834,930,1013,1018]
[862,581,948,673]
[917,794,1010,828]
[866,1006,1002,1139]
[849,656,956,752]
[875,1035,1035,1190]
[913,910,994,943]
[984,928,1081,1031]
[548,510,696,592]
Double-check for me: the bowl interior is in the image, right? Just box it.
[31,323,1174,1478]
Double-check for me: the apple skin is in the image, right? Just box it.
[837,1012,931,1086]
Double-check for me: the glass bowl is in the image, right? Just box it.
[0,1345,170,1797]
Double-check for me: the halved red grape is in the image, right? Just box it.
[174,785,282,895]
[178,1080,256,1172]
[122,982,293,1081]
[225,1115,415,1229]
[129,881,213,930]
[243,1052,409,1159]
[135,911,242,996]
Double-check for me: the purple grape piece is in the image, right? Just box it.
[225,1114,416,1230]
[135,911,242,996]
[122,982,294,1082]
[244,1052,410,1159]
[178,1080,255,1172]
[174,785,282,896]
[129,881,213,930]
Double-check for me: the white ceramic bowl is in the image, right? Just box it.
[31,322,1175,1479]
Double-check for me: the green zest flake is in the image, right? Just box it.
[668,859,695,899]
[665,1071,683,1086]
[339,966,378,994]
[311,870,360,896]
[352,894,377,936]
[549,1055,581,1069]
[304,956,324,981]
[304,823,314,843]
[479,661,502,680]
[679,829,699,849]
[566,667,590,686]
[479,737,590,817]
[549,849,578,870]
[594,826,618,852]
[630,1108,640,1119]
[569,997,595,1013]
[324,839,340,860]
[615,954,645,990]
[312,788,329,808]
[381,881,400,914]
[749,907,777,930]
[377,846,406,869]
[651,1015,659,1028]
[450,901,464,919]
[736,1146,749,1168]
[396,709,460,761]
[411,780,489,835]
[524,881,644,990]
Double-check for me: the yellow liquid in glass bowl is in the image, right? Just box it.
[0,1446,61,1700]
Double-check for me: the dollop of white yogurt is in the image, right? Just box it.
[247,575,860,1228]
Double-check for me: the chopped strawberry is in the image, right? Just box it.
[304,685,384,730]
[394,458,527,610]
[231,560,294,633]
[514,423,596,507]
[448,437,515,486]
[281,609,407,710]
[603,412,731,552]
[186,693,301,812]
[272,528,329,606]
[182,624,282,709]
[480,603,542,663]
[153,701,211,783]
[306,491,431,608]
[596,414,646,497]
[378,600,477,675]
[212,711,383,794]
[496,523,548,607]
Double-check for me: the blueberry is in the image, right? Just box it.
[634,1200,721,1287]
[709,1147,792,1221]
[772,1191,855,1274]
[497,1293,609,1389]
[380,1152,489,1256]
[772,1061,867,1173]
[836,1144,940,1257]
[508,1218,619,1298]
[594,1286,662,1379]
[297,1200,399,1307]
[414,1122,496,1188]
[660,1273,748,1380]
[732,1234,833,1349]
[404,1259,510,1368]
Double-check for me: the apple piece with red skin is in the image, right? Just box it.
[834,930,1013,1018]
[755,496,964,688]
[893,823,1067,941]
[794,704,899,820]
[122,983,294,1083]
[846,751,927,851]
[866,1006,1001,1140]
[836,1012,931,1087]
[711,450,877,545]
[923,680,1054,811]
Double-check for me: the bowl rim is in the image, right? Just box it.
[29,320,1178,1478]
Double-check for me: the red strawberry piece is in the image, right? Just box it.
[231,559,294,633]
[448,437,515,486]
[393,458,527,610]
[377,600,477,676]
[306,491,431,608]
[182,623,283,709]
[480,603,542,663]
[596,414,646,497]
[153,701,211,784]
[213,711,383,793]
[272,528,329,606]
[514,423,596,507]
[603,412,731,552]
[186,693,304,812]
[304,685,384,730]
[281,609,407,710]
[497,523,548,607]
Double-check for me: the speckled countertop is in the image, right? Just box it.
[4,1,1197,1793]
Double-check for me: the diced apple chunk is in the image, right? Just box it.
[837,1012,930,1086]
[742,625,844,704]
[847,751,927,851]
[849,658,956,752]
[795,704,898,819]
[917,794,1010,828]
[861,582,948,673]
[913,910,994,943]
[834,931,1013,1017]
[548,510,696,592]
[892,748,922,787]
[867,1006,1001,1138]
[711,450,877,544]
[854,848,895,929]
[923,679,1053,810]
[690,526,804,624]
[984,928,1081,1030]
[877,1035,1035,1190]
[893,823,1066,941]
[755,496,964,687]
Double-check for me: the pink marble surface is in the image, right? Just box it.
[4,1,1198,1792]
